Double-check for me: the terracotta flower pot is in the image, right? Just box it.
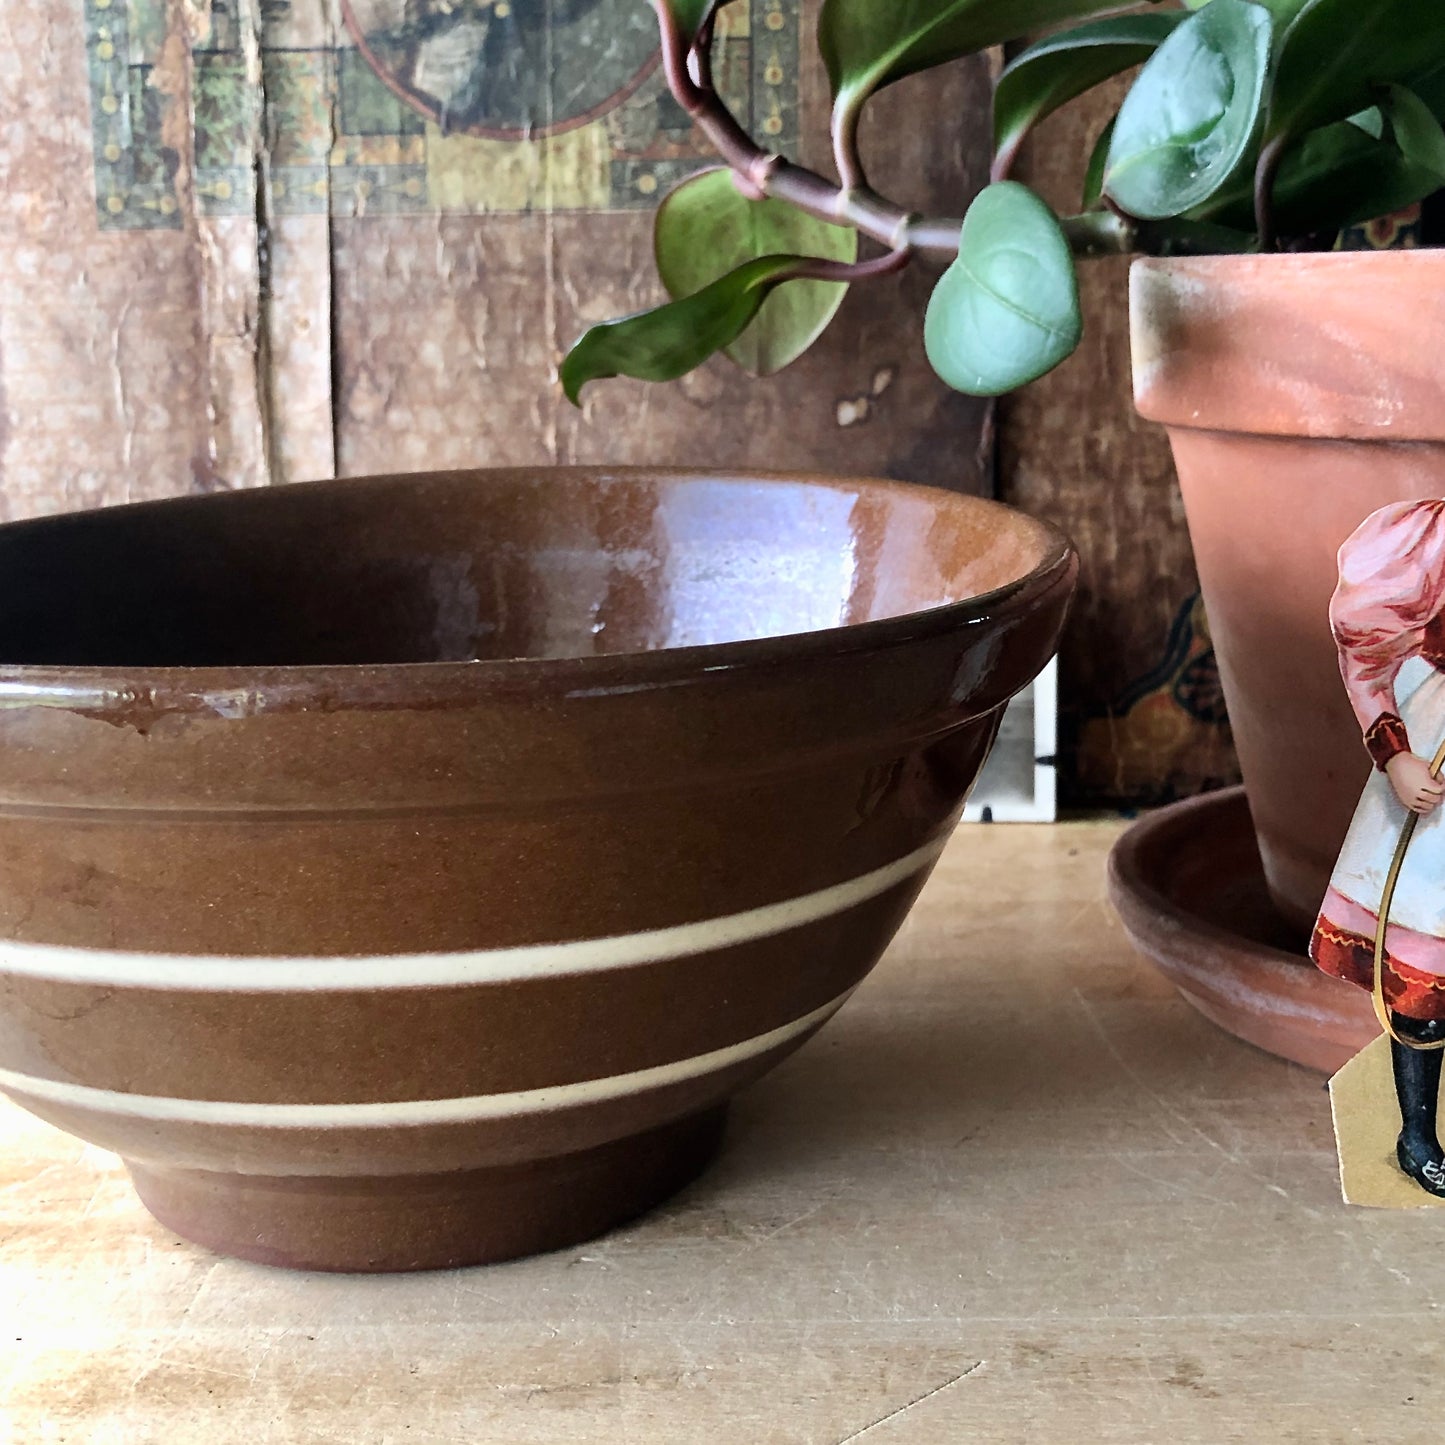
[0,468,1074,1271]
[1131,251,1445,936]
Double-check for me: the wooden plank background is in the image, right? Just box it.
[1000,79,1240,807]
[0,0,993,511]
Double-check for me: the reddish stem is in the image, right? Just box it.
[1254,135,1287,253]
[784,246,913,284]
[649,0,955,257]
[991,133,1023,186]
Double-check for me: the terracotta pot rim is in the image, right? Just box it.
[0,468,1075,715]
[1130,250,1445,441]
[1132,248,1445,276]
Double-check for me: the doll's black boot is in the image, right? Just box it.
[1391,1016,1445,1197]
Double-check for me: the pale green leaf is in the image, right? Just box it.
[924,182,1081,396]
[1103,0,1272,220]
[655,169,856,376]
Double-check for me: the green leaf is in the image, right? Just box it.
[1196,119,1442,235]
[993,13,1183,173]
[1103,0,1272,220]
[1382,84,1445,181]
[560,256,800,403]
[1247,0,1311,22]
[819,0,1140,111]
[1081,116,1117,210]
[923,182,1081,397]
[1277,131,1442,232]
[1411,62,1445,122]
[1268,0,1445,143]
[663,0,723,46]
[654,169,856,376]
[1348,106,1385,140]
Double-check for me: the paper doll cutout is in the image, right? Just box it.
[1311,499,1445,1203]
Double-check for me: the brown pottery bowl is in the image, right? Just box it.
[0,468,1074,1271]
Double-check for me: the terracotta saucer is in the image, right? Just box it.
[1108,786,1377,1074]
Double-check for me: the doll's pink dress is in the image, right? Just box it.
[1312,499,1445,1021]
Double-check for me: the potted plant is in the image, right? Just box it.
[560,0,1445,1066]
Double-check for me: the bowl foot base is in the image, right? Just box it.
[127,1105,728,1272]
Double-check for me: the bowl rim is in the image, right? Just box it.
[0,468,1076,714]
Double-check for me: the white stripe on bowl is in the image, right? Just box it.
[0,989,855,1128]
[0,834,948,991]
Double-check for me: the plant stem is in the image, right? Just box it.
[832,97,868,193]
[783,247,913,285]
[1254,135,1287,252]
[691,12,716,92]
[1065,211,1258,258]
[1063,211,1135,256]
[902,218,964,254]
[651,0,957,257]
[990,135,1023,186]
[650,0,1251,272]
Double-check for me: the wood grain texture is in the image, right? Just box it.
[2,820,1428,1444]
[998,79,1240,807]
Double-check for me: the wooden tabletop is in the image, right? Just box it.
[2,821,1434,1443]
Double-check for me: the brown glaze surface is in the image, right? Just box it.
[0,468,1074,1269]
[1109,788,1377,1075]
[1131,254,1445,931]
[127,1108,731,1274]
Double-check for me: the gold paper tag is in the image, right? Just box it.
[1330,1034,1445,1208]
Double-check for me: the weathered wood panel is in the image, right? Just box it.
[999,80,1240,807]
[0,0,995,522]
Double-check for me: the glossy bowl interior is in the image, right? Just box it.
[0,467,1061,669]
